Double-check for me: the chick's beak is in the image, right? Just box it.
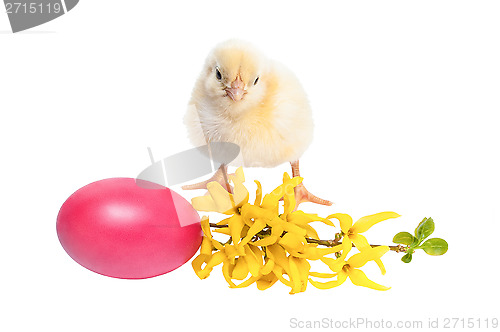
[225,77,246,101]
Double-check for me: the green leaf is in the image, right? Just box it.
[401,253,413,263]
[415,217,435,242]
[419,238,448,256]
[393,232,416,245]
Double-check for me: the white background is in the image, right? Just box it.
[1,1,499,331]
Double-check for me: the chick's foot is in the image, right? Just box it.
[290,160,332,209]
[293,183,333,209]
[181,165,233,193]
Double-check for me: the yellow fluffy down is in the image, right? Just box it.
[184,39,314,168]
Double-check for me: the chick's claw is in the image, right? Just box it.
[293,183,333,210]
[182,167,234,193]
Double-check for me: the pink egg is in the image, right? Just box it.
[56,178,202,279]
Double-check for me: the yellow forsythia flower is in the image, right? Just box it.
[309,246,391,291]
[192,167,248,214]
[327,212,400,274]
[190,167,396,294]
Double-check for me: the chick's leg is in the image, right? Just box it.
[181,164,232,192]
[291,160,332,208]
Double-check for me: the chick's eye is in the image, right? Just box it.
[254,76,259,85]
[215,67,222,80]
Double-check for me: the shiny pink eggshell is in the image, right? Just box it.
[56,178,202,279]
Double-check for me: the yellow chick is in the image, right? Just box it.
[183,39,331,207]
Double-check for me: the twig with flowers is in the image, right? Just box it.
[190,168,448,294]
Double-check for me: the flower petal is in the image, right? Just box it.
[282,173,297,216]
[216,217,231,226]
[374,259,387,275]
[327,213,353,233]
[349,234,387,274]
[289,256,309,294]
[223,243,238,264]
[266,244,290,272]
[200,236,213,256]
[348,268,390,291]
[287,211,315,225]
[191,195,218,213]
[288,211,334,227]
[279,232,307,254]
[339,235,352,260]
[320,256,345,273]
[269,216,306,237]
[192,254,211,279]
[230,170,249,208]
[272,265,293,287]
[254,180,263,206]
[350,234,371,251]
[309,271,348,289]
[251,235,279,247]
[200,216,224,251]
[297,258,311,285]
[206,250,226,269]
[348,246,390,269]
[227,215,245,245]
[243,245,262,277]
[231,276,259,288]
[261,175,302,213]
[222,261,236,287]
[302,224,320,240]
[206,181,236,214]
[260,257,275,275]
[288,256,301,293]
[309,271,338,278]
[351,212,401,234]
[230,166,245,183]
[212,227,231,235]
[239,218,267,246]
[256,272,278,290]
[194,250,226,279]
[241,203,274,221]
[200,216,211,235]
[232,257,250,280]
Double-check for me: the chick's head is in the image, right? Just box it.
[202,40,269,114]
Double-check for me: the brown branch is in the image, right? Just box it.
[305,238,341,247]
[208,223,407,253]
[209,223,229,228]
[305,238,406,253]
